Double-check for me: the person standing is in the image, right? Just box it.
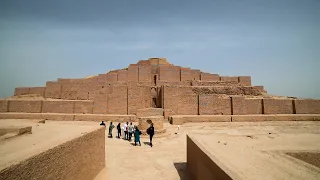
[123,122,129,140]
[116,123,121,138]
[134,126,141,146]
[147,123,155,147]
[128,122,134,141]
[108,122,115,138]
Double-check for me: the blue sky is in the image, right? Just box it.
[0,0,319,98]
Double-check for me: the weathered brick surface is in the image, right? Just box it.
[180,68,192,81]
[128,65,139,82]
[97,74,107,83]
[45,81,62,99]
[0,128,105,180]
[61,84,81,100]
[136,108,164,117]
[74,114,136,122]
[231,96,246,115]
[28,87,46,96]
[107,86,127,114]
[93,87,108,114]
[200,73,219,81]
[117,69,128,81]
[107,72,117,82]
[238,76,251,86]
[159,66,180,82]
[8,100,42,113]
[232,114,320,122]
[138,66,151,82]
[245,98,263,114]
[14,88,30,96]
[178,95,198,115]
[190,69,201,80]
[263,99,293,114]
[220,76,239,82]
[74,101,94,114]
[128,85,151,114]
[42,100,74,113]
[0,100,8,112]
[295,99,320,114]
[199,95,213,115]
[213,96,231,115]
[191,81,239,86]
[157,81,192,86]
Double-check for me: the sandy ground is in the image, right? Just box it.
[94,121,320,180]
[0,120,100,170]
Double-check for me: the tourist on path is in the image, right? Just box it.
[116,123,121,138]
[134,126,142,146]
[100,121,106,126]
[147,123,155,147]
[108,122,115,138]
[123,122,129,140]
[128,122,134,141]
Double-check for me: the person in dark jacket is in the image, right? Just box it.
[116,123,121,138]
[134,126,141,146]
[147,123,155,147]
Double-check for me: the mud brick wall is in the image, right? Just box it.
[263,99,294,114]
[190,69,201,80]
[231,96,246,115]
[128,85,151,115]
[0,100,8,112]
[178,95,198,115]
[198,95,231,115]
[42,100,74,113]
[245,98,263,114]
[138,66,151,82]
[159,66,181,82]
[191,81,240,86]
[220,76,239,82]
[107,86,128,114]
[157,81,192,86]
[8,100,42,113]
[163,86,180,114]
[238,76,251,86]
[14,87,30,96]
[187,135,233,180]
[200,73,220,81]
[107,72,118,82]
[28,87,46,96]
[128,65,139,82]
[192,86,263,96]
[93,87,108,114]
[45,81,62,99]
[0,128,105,180]
[181,68,192,81]
[294,99,320,114]
[117,69,128,81]
[74,101,94,114]
[61,84,82,100]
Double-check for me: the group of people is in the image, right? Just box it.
[105,121,155,147]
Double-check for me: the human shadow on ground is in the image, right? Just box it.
[130,142,141,146]
[174,162,189,180]
[143,142,151,146]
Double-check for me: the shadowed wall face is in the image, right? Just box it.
[0,127,105,180]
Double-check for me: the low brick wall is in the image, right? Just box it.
[0,113,137,122]
[0,127,105,180]
[169,114,320,125]
[8,100,42,113]
[187,135,233,180]
[136,108,164,117]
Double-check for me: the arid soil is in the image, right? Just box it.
[95,121,320,180]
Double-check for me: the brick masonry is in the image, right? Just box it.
[8,100,42,113]
[0,100,8,112]
[42,100,74,113]
[263,99,293,114]
[294,99,320,114]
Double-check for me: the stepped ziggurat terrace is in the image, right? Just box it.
[0,58,320,180]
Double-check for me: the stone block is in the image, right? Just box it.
[238,76,251,86]
[220,76,239,82]
[178,95,198,115]
[245,98,263,114]
[231,96,246,115]
[200,73,219,81]
[14,88,30,96]
[28,87,46,96]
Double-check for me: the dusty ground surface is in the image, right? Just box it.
[94,121,320,180]
[0,120,100,171]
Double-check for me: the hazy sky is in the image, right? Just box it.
[0,0,319,98]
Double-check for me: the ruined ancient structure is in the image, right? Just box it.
[0,58,319,123]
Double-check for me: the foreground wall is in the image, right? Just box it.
[0,127,105,180]
[187,135,233,180]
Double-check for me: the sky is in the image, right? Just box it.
[0,0,319,99]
